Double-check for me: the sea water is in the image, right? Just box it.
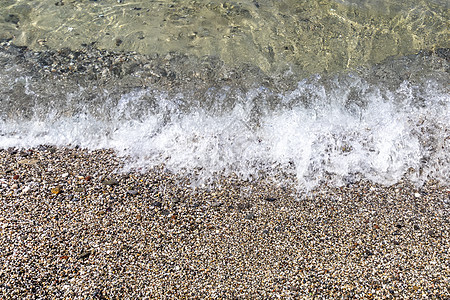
[0,0,448,189]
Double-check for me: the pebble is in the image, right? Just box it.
[103,179,119,186]
[265,197,277,202]
[127,190,138,196]
[51,186,62,194]
[77,250,92,260]
[21,186,31,194]
[152,201,162,208]
[210,201,222,208]
[245,212,255,220]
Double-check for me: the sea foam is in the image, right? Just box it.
[1,67,448,189]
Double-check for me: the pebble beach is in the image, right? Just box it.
[1,147,449,299]
[1,0,449,297]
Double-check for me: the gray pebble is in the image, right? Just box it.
[245,213,255,220]
[103,179,119,186]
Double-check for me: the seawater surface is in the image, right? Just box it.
[0,0,449,189]
[1,0,448,75]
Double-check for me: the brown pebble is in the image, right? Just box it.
[13,175,19,180]
[51,186,62,194]
[85,176,92,181]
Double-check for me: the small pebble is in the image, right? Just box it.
[77,250,92,260]
[51,186,62,194]
[103,179,119,186]
[152,201,162,208]
[245,213,255,220]
[211,201,222,208]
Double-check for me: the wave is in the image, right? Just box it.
[0,46,448,189]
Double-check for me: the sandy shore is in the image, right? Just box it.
[1,146,449,299]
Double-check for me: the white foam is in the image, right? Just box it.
[1,76,448,189]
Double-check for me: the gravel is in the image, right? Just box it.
[1,146,449,298]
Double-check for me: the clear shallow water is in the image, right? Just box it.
[0,0,449,189]
[0,0,448,75]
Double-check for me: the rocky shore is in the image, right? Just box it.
[0,146,449,298]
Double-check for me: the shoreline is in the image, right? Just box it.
[1,146,449,298]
